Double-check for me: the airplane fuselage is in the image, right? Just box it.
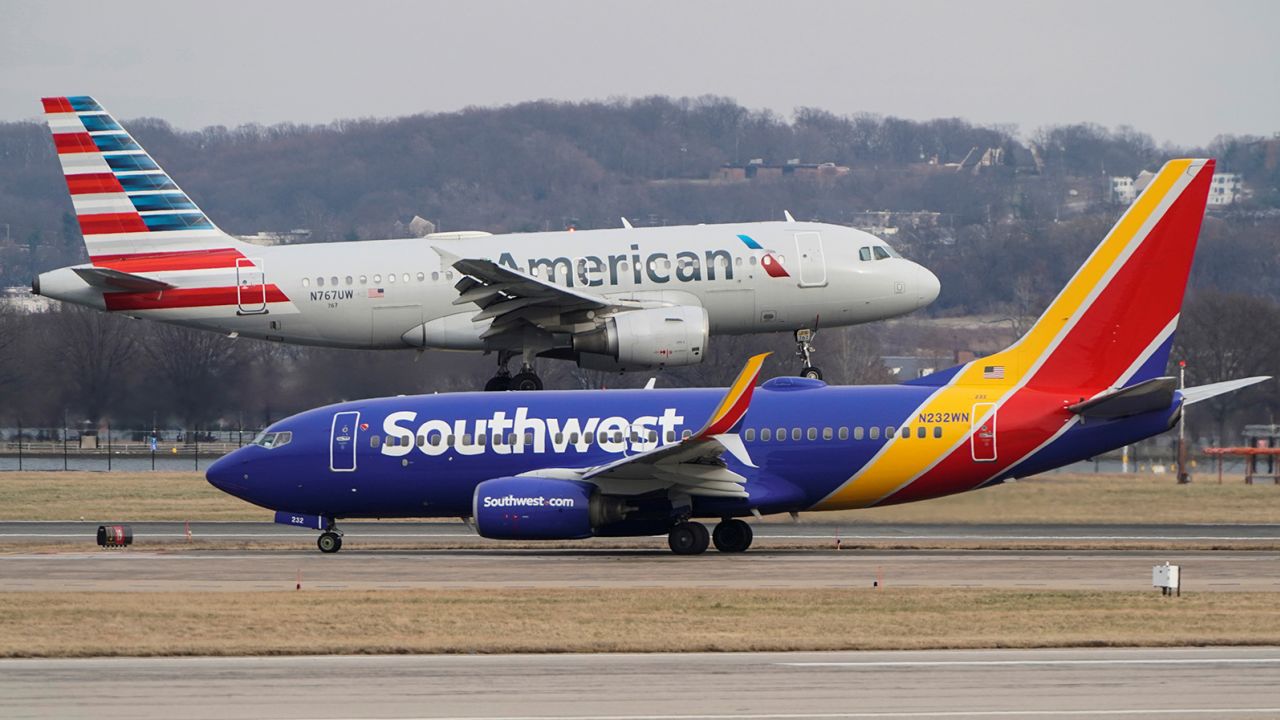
[37,221,936,352]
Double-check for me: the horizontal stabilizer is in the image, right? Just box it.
[1182,376,1271,405]
[72,266,175,293]
[1068,376,1176,419]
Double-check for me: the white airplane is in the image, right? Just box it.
[33,96,940,390]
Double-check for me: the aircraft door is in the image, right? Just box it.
[330,411,360,472]
[793,232,827,288]
[970,403,997,462]
[236,258,267,314]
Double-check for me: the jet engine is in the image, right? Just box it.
[572,306,709,371]
[472,477,629,540]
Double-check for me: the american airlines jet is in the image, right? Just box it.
[32,96,940,390]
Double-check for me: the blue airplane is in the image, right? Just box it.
[207,158,1268,554]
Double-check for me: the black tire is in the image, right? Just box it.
[712,519,753,553]
[800,366,823,380]
[317,531,342,554]
[668,522,710,555]
[511,372,543,391]
[484,376,511,392]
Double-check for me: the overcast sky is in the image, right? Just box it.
[2,0,1276,147]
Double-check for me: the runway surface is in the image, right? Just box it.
[2,546,1277,592]
[2,647,1278,719]
[3,520,1279,543]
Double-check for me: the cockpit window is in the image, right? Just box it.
[873,246,891,261]
[252,431,292,449]
[859,247,872,261]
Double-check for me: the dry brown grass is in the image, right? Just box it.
[803,472,1280,525]
[1,470,1277,524]
[2,588,1276,658]
[0,471,253,521]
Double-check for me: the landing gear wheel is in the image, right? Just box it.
[799,366,823,381]
[794,326,821,379]
[667,521,710,555]
[317,531,342,554]
[484,375,511,392]
[712,519,754,553]
[510,372,543,391]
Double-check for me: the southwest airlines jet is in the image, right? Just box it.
[207,158,1267,555]
[32,96,939,389]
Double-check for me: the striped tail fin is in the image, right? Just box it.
[42,95,245,265]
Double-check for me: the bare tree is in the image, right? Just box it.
[44,305,140,422]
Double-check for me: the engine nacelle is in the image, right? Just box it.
[573,306,709,370]
[472,477,627,540]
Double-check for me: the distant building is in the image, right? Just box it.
[713,158,850,183]
[1208,172,1246,206]
[1109,176,1137,205]
[1,286,54,313]
[238,229,312,246]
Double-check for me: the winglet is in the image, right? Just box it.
[694,352,770,438]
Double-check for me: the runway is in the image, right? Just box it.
[2,647,1277,719]
[3,520,1279,544]
[2,547,1277,592]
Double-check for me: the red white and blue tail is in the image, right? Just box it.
[42,95,245,264]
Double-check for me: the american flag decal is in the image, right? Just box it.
[983,365,1005,380]
[368,288,384,299]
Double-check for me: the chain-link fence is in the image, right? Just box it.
[0,424,263,471]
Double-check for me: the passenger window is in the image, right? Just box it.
[901,427,910,440]
[886,426,896,438]
[476,434,487,447]
[735,257,743,267]
[869,427,880,440]
[934,426,943,439]
[359,275,367,284]
[373,274,382,283]
[918,427,927,439]
[807,428,817,441]
[554,433,564,445]
[446,271,453,280]
[823,427,833,440]
[417,272,425,282]
[838,427,849,441]
[403,273,410,283]
[370,435,380,448]
[462,434,473,446]
[388,274,396,283]
[761,428,772,441]
[432,272,439,281]
[666,431,676,442]
[776,427,786,440]
[302,278,310,288]
[749,256,758,266]
[873,246,891,260]
[853,427,864,440]
[859,247,872,261]
[682,429,693,440]
[792,428,802,441]
[345,276,353,285]
[316,277,325,287]
[416,435,425,447]
[330,276,339,286]
[745,428,756,441]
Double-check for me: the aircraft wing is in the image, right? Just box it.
[526,354,770,499]
[434,247,639,340]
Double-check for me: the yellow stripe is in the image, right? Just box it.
[812,160,1192,510]
[705,352,770,430]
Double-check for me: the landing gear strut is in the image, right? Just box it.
[485,350,543,391]
[317,526,343,554]
[667,521,710,555]
[795,328,822,380]
[712,518,753,553]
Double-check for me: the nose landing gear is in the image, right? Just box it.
[795,328,822,380]
[317,529,343,553]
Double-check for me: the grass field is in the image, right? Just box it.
[1,470,1277,524]
[2,588,1276,658]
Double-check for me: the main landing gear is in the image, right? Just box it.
[667,519,754,555]
[485,351,544,391]
[317,524,343,553]
[795,328,822,380]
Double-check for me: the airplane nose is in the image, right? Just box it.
[206,451,248,496]
[915,264,941,307]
